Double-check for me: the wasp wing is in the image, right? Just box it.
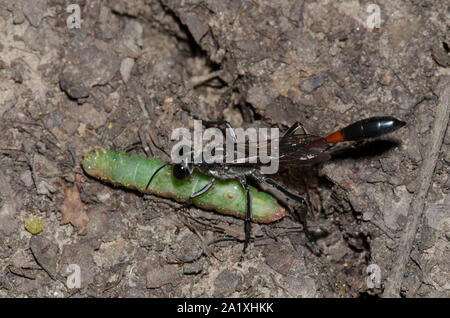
[276,134,331,166]
[209,133,330,166]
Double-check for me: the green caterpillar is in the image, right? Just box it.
[82,148,285,223]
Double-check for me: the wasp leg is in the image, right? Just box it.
[188,117,238,149]
[198,119,239,163]
[294,205,322,256]
[177,177,216,211]
[251,171,305,205]
[203,120,238,144]
[145,163,170,190]
[195,118,238,144]
[237,176,252,253]
[190,177,215,198]
[283,121,309,138]
[252,171,322,255]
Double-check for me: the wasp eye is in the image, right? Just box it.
[172,163,190,180]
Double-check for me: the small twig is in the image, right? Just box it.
[138,124,153,157]
[383,77,450,297]
[67,146,77,168]
[176,210,222,262]
[100,263,128,294]
[0,148,38,190]
[369,219,395,241]
[187,70,224,89]
[24,154,38,191]
[390,67,413,97]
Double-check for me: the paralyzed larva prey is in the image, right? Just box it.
[81,148,285,223]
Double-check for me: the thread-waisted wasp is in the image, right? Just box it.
[146,116,406,251]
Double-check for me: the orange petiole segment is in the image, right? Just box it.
[324,130,345,143]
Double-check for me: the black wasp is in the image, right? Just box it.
[146,116,405,252]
